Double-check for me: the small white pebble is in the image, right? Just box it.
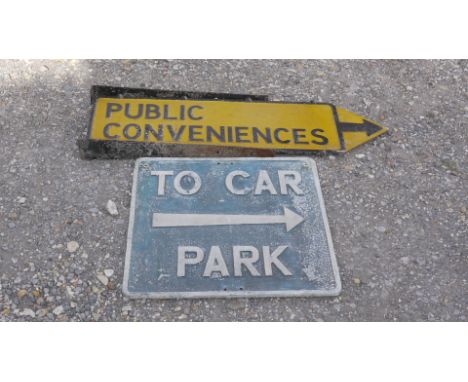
[20,308,36,318]
[106,200,119,216]
[53,306,64,316]
[97,274,109,286]
[104,269,114,278]
[66,241,79,253]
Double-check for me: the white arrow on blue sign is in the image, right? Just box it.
[152,207,304,231]
[123,157,341,298]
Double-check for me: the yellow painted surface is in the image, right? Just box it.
[336,107,364,124]
[336,107,388,151]
[89,98,388,152]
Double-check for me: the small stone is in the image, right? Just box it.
[355,153,365,159]
[52,244,63,249]
[400,257,410,265]
[66,241,79,253]
[18,197,26,204]
[106,200,119,216]
[97,274,109,286]
[20,308,35,318]
[17,289,28,298]
[406,85,413,91]
[353,277,361,286]
[53,306,64,315]
[104,269,114,278]
[178,314,188,320]
[81,252,88,259]
[8,212,18,220]
[70,302,77,308]
[375,225,386,233]
[8,222,16,228]
[37,309,48,317]
[32,290,41,298]
[122,305,132,312]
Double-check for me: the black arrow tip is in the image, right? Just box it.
[337,119,385,136]
[362,119,383,136]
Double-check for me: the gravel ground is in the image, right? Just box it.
[0,60,466,321]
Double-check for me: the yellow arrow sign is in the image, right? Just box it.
[88,98,388,152]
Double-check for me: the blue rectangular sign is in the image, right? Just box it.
[123,157,341,298]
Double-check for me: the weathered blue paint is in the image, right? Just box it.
[123,157,341,298]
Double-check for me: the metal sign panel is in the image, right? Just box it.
[123,157,341,298]
[89,97,387,154]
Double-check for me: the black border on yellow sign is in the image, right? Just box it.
[79,86,387,159]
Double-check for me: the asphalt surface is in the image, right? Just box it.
[0,60,466,321]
